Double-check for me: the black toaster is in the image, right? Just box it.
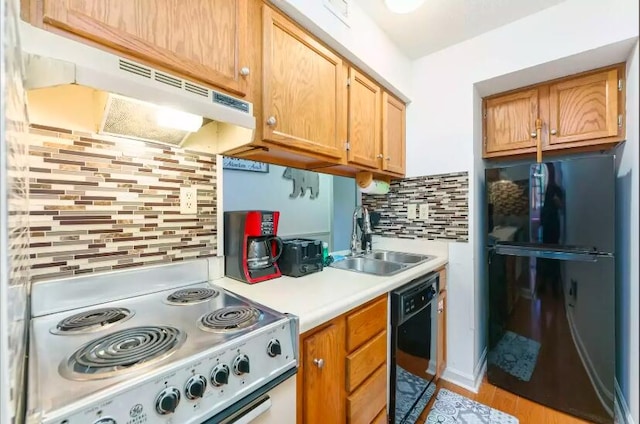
[277,238,324,277]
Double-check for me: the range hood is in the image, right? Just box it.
[18,22,255,153]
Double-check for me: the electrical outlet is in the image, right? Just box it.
[419,203,429,220]
[407,204,417,220]
[180,187,198,214]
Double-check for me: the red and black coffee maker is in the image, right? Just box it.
[224,210,283,284]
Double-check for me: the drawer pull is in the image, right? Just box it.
[313,358,324,369]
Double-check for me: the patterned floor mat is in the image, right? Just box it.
[425,388,519,423]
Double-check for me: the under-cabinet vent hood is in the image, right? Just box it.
[19,22,255,152]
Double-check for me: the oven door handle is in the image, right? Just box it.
[220,395,272,424]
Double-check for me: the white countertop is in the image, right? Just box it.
[212,240,448,333]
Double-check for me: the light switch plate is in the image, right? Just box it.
[407,204,417,220]
[419,203,429,220]
[180,187,198,214]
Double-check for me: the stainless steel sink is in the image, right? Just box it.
[330,250,435,276]
[364,251,432,264]
[330,257,407,276]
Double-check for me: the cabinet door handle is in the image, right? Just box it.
[530,131,537,138]
[550,129,557,135]
[266,116,277,126]
[376,154,383,159]
[386,157,391,161]
[240,67,250,77]
[313,358,324,369]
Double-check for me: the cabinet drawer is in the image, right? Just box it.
[372,408,387,424]
[346,296,387,352]
[346,330,386,392]
[347,364,387,424]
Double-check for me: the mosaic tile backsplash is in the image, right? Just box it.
[362,171,469,242]
[28,125,218,282]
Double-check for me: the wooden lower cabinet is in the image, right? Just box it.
[347,364,387,424]
[302,320,346,424]
[298,295,388,424]
[436,267,447,380]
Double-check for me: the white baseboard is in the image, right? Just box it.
[441,347,487,393]
[615,379,635,424]
[566,310,614,416]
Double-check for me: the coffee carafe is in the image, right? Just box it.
[247,236,283,270]
[224,211,283,284]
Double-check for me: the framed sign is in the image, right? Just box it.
[222,157,269,173]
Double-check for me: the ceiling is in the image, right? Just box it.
[354,0,568,59]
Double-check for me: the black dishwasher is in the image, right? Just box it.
[389,272,439,424]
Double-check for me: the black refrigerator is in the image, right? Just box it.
[486,155,615,424]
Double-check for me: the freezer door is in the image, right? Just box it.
[486,155,615,253]
[487,249,614,423]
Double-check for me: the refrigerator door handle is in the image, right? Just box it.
[494,245,601,262]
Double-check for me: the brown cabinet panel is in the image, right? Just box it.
[548,68,619,145]
[436,288,447,380]
[262,6,345,160]
[41,0,249,95]
[346,330,386,392]
[347,364,387,424]
[303,321,346,424]
[372,408,387,424]
[382,92,406,175]
[346,296,387,352]
[347,68,381,169]
[484,89,539,155]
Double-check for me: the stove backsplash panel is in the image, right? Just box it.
[362,171,468,242]
[28,125,218,282]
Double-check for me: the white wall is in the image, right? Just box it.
[269,0,412,101]
[615,41,639,424]
[223,164,334,242]
[408,0,639,391]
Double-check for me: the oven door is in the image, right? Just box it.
[203,369,296,424]
[391,282,438,423]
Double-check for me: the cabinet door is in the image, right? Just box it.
[548,68,620,146]
[382,92,406,175]
[303,322,346,424]
[347,68,381,169]
[484,89,539,157]
[41,0,249,96]
[262,7,345,160]
[436,288,447,380]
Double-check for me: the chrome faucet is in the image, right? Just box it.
[351,206,373,255]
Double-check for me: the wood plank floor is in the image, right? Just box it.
[416,377,592,423]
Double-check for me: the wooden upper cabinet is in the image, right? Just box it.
[484,88,539,157]
[39,0,250,96]
[302,321,346,424]
[548,68,620,146]
[483,64,625,160]
[347,68,381,169]
[382,92,406,175]
[262,6,345,160]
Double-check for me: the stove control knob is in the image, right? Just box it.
[185,375,207,400]
[93,419,117,424]
[267,339,282,357]
[233,354,250,375]
[211,364,230,387]
[155,387,180,415]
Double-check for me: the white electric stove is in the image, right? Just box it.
[26,260,298,424]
